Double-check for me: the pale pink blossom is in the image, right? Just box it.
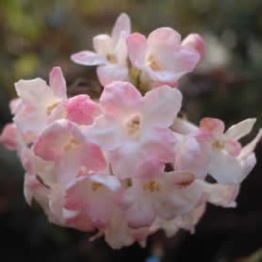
[85,81,182,178]
[64,171,121,230]
[200,117,259,183]
[71,13,131,85]
[33,119,107,182]
[127,28,203,86]
[119,159,202,228]
[13,67,67,139]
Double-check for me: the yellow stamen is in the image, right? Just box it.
[147,54,162,71]
[47,101,60,115]
[212,140,225,149]
[143,180,160,192]
[126,115,141,137]
[91,182,102,191]
[106,53,117,64]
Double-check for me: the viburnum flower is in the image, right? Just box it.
[33,119,107,181]
[85,81,182,178]
[120,159,202,229]
[13,67,67,139]
[0,13,261,250]
[127,27,204,87]
[71,13,131,85]
[199,117,260,183]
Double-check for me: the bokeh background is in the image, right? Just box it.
[0,0,261,261]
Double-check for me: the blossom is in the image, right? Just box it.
[120,159,201,228]
[64,170,121,229]
[85,81,182,178]
[0,12,261,250]
[127,28,204,87]
[199,117,259,183]
[13,67,67,140]
[33,119,107,182]
[71,13,131,85]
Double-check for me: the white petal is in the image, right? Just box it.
[71,51,106,66]
[142,85,182,128]
[112,13,131,43]
[209,150,244,184]
[225,118,256,141]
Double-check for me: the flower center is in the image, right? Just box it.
[143,180,160,192]
[47,101,60,115]
[212,140,225,149]
[126,114,141,137]
[63,137,80,151]
[147,54,162,71]
[106,53,118,64]
[91,182,102,191]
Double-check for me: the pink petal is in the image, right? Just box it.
[0,123,18,150]
[65,175,119,228]
[112,13,131,43]
[49,67,67,99]
[33,119,80,161]
[225,140,242,157]
[127,33,147,67]
[71,51,106,66]
[66,95,101,125]
[81,142,107,171]
[182,33,205,63]
[224,118,256,141]
[142,85,182,128]
[200,117,225,137]
[147,27,181,50]
[174,136,209,179]
[97,64,129,86]
[100,81,141,116]
[126,195,155,228]
[84,115,124,150]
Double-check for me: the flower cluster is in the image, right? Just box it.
[0,13,261,249]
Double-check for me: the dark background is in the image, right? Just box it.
[0,0,261,261]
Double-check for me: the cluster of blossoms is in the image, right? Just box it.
[0,13,261,249]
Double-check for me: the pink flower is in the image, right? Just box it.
[13,67,67,139]
[120,159,201,228]
[85,81,182,178]
[33,119,107,183]
[200,117,260,183]
[127,28,204,86]
[64,171,121,230]
[71,13,131,86]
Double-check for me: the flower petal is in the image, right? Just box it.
[142,85,182,128]
[200,117,225,137]
[100,81,141,116]
[225,118,256,141]
[49,67,67,99]
[97,64,129,86]
[71,51,106,66]
[147,27,181,51]
[66,95,101,125]
[112,13,131,43]
[209,150,244,184]
[15,78,57,107]
[182,33,205,63]
[127,33,147,68]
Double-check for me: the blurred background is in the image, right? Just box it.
[0,0,261,261]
